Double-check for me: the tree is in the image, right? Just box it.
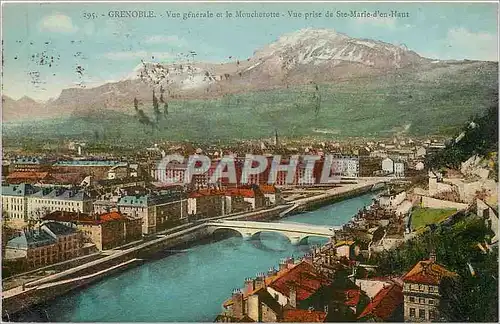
[163,102,169,116]
[427,94,498,170]
[160,85,168,116]
[312,83,321,116]
[152,90,161,124]
[133,97,139,111]
[439,248,498,322]
[132,97,155,130]
[371,215,498,322]
[2,210,14,254]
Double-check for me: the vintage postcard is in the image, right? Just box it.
[1,0,498,322]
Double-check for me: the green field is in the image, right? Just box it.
[411,207,458,230]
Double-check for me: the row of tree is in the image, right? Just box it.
[133,86,169,129]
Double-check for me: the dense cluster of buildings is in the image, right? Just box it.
[215,178,463,323]
[4,222,87,270]
[2,184,92,227]
[150,155,360,188]
[1,154,285,272]
[218,249,457,322]
[1,135,437,279]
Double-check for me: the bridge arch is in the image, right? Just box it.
[205,221,335,246]
[250,230,298,244]
[298,235,330,245]
[210,227,246,239]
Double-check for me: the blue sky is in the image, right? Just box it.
[2,2,498,100]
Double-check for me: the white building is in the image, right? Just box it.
[415,162,425,171]
[331,156,359,178]
[415,147,426,158]
[394,162,405,177]
[1,184,37,226]
[379,189,407,209]
[381,158,394,174]
[27,188,93,218]
[2,184,92,227]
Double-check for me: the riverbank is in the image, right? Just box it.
[2,181,385,318]
[6,193,377,322]
[2,204,292,317]
[280,179,386,217]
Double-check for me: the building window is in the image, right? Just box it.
[419,309,425,319]
[419,298,425,304]
[429,299,434,305]
[409,308,416,317]
[409,297,415,302]
[429,310,436,320]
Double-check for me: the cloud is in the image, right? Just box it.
[103,51,175,61]
[39,13,78,33]
[418,28,498,61]
[82,21,95,36]
[144,35,188,47]
[355,16,397,29]
[445,27,498,61]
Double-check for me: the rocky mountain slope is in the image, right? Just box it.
[2,96,49,121]
[4,28,438,120]
[2,28,498,144]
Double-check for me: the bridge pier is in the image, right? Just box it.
[241,232,254,241]
[289,236,302,246]
[206,221,335,246]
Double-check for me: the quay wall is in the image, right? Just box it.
[420,196,469,210]
[2,259,142,317]
[2,206,288,316]
[2,184,378,317]
[295,184,380,213]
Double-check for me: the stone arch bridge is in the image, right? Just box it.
[205,220,339,245]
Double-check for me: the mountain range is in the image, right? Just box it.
[2,28,498,141]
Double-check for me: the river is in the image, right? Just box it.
[13,193,375,322]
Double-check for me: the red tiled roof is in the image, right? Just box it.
[51,172,86,184]
[7,171,50,180]
[269,261,331,302]
[225,188,255,198]
[188,189,225,198]
[344,289,361,307]
[402,260,457,285]
[43,210,127,225]
[357,283,403,321]
[99,211,126,222]
[259,185,276,194]
[223,268,291,308]
[283,309,326,322]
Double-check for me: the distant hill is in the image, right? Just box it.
[2,28,498,141]
[1,96,55,121]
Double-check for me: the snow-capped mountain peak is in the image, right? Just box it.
[255,28,425,68]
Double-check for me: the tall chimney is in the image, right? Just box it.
[279,259,287,272]
[231,289,244,319]
[267,267,277,277]
[303,253,313,264]
[429,250,437,263]
[288,281,297,308]
[254,272,266,290]
[244,277,255,294]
